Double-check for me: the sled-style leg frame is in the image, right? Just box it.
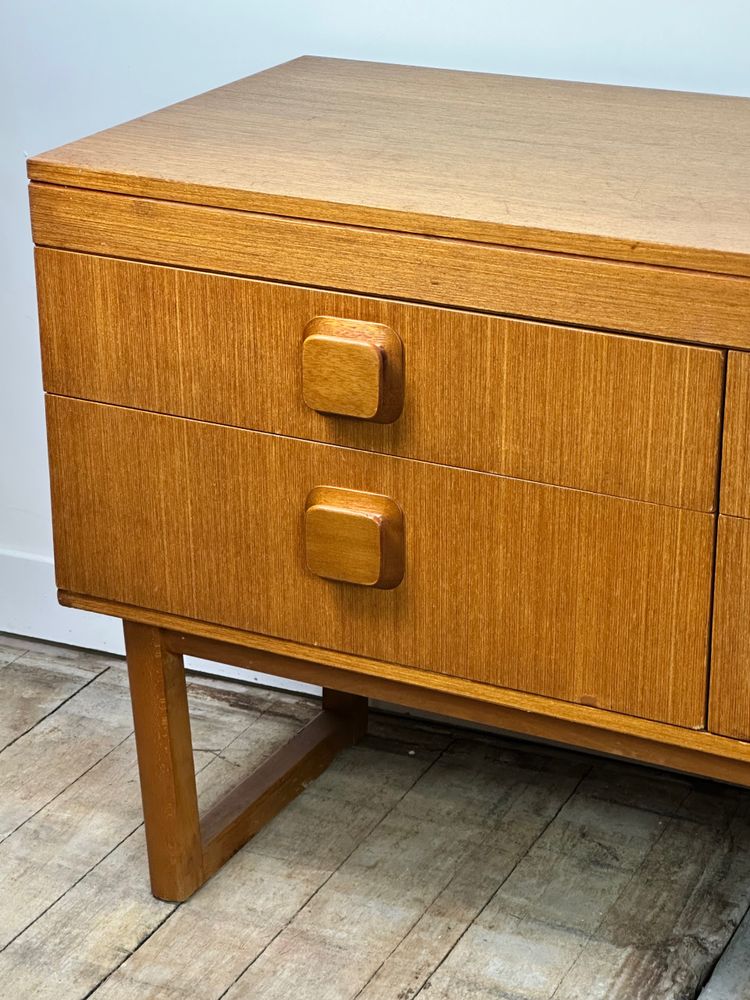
[123,620,368,901]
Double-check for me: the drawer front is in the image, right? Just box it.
[709,516,750,740]
[720,351,750,517]
[47,396,714,727]
[37,249,723,510]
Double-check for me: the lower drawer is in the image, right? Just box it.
[709,516,750,739]
[46,396,714,727]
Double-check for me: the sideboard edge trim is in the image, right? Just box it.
[57,590,750,786]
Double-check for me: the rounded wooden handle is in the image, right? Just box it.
[301,317,403,423]
[304,486,405,589]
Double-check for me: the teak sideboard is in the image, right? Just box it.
[28,57,750,901]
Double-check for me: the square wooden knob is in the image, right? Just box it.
[302,318,403,422]
[304,487,405,589]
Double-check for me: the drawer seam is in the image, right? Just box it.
[44,391,719,516]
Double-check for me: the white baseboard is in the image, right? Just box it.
[0,548,318,695]
[0,549,483,733]
[0,548,124,651]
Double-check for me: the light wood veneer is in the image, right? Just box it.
[36,248,723,509]
[721,351,750,518]
[28,56,750,899]
[53,595,750,788]
[709,516,750,741]
[27,57,750,276]
[47,395,714,728]
[304,487,405,589]
[301,318,404,423]
[30,187,750,348]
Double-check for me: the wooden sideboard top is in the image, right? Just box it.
[28,56,750,278]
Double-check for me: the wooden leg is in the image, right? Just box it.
[124,621,204,900]
[123,620,368,902]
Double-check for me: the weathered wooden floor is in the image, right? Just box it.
[1,635,749,999]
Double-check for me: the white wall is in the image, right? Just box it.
[2,0,749,676]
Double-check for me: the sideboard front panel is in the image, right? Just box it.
[46,395,714,728]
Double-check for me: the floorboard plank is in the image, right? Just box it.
[355,743,591,1000]
[0,636,28,666]
[87,722,443,999]
[549,785,750,1000]
[415,770,750,1000]
[0,669,299,950]
[215,739,588,1000]
[2,637,750,1000]
[0,666,134,842]
[700,901,750,999]
[0,678,320,997]
[0,638,112,750]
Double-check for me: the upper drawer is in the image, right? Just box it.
[36,248,724,509]
[720,351,750,517]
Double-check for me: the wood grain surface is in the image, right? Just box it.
[123,621,367,901]
[701,906,750,1000]
[721,351,750,517]
[0,637,110,750]
[46,396,715,727]
[304,487,405,589]
[123,622,204,900]
[302,317,403,423]
[30,188,750,349]
[53,596,750,786]
[164,628,750,788]
[709,515,750,741]
[0,660,135,842]
[36,249,724,509]
[27,56,750,276]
